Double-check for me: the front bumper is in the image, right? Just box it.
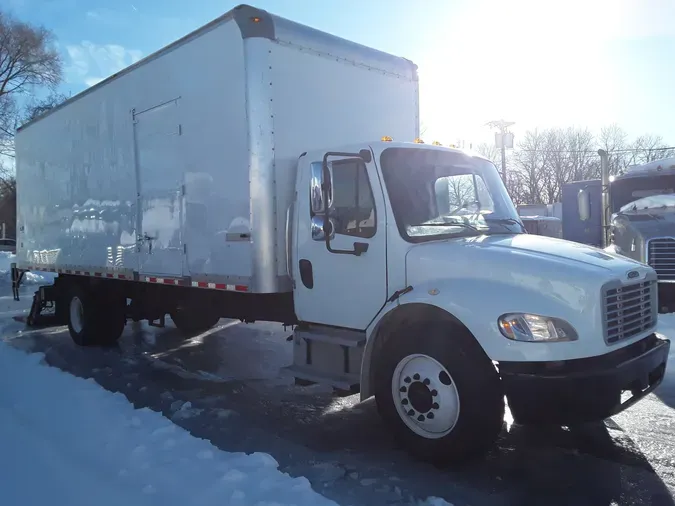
[499,333,670,425]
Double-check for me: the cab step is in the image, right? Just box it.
[288,325,365,392]
[283,364,359,392]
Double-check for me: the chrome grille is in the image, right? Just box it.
[604,280,656,345]
[647,238,675,281]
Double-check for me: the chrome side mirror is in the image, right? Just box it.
[311,215,335,241]
[578,188,591,222]
[310,161,333,214]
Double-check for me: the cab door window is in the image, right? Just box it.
[329,158,377,239]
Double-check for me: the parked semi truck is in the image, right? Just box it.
[11,4,670,465]
[565,152,675,312]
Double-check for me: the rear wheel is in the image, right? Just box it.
[375,320,504,466]
[170,307,220,336]
[67,285,126,347]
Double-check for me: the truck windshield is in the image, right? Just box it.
[611,174,675,213]
[380,147,523,242]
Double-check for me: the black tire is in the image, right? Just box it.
[170,307,220,336]
[375,320,504,466]
[67,285,126,347]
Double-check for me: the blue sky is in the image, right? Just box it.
[6,0,675,147]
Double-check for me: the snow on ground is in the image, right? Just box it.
[657,313,675,402]
[0,340,338,506]
[0,251,55,286]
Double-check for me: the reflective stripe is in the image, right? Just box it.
[190,281,248,292]
[144,277,184,286]
[18,266,247,292]
[21,266,129,280]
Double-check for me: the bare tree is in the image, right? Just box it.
[0,10,63,237]
[0,10,62,158]
[512,129,547,204]
[598,123,629,175]
[504,123,675,205]
[474,142,501,167]
[537,127,597,203]
[0,11,61,97]
[626,134,675,166]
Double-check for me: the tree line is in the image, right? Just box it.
[474,125,675,205]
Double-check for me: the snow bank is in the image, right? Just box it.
[0,251,55,286]
[0,341,338,506]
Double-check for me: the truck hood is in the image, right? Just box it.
[405,233,651,289]
[401,233,658,364]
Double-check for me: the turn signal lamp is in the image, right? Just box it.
[432,141,442,146]
[381,136,393,142]
[413,138,425,144]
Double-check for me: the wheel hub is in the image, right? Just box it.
[406,380,434,413]
[392,354,460,439]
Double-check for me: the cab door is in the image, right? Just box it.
[292,149,388,330]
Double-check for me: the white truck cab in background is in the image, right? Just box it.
[12,4,670,465]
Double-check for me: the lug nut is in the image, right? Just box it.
[427,412,435,419]
[423,378,430,386]
[404,377,411,384]
[400,386,407,393]
[402,398,409,405]
[413,373,420,380]
[407,409,415,416]
[431,389,438,397]
[417,415,425,422]
[432,402,439,410]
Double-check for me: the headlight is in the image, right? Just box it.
[498,313,578,342]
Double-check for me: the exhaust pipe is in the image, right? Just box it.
[598,149,610,248]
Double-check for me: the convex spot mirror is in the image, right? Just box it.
[578,188,591,222]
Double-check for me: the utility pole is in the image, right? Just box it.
[486,120,515,187]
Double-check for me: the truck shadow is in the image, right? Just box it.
[4,319,675,506]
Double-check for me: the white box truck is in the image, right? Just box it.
[11,4,670,465]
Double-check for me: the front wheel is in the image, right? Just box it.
[375,321,504,466]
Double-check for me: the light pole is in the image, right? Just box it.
[486,120,515,187]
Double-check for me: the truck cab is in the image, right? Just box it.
[573,157,675,312]
[289,139,670,464]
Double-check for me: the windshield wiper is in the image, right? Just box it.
[484,217,527,233]
[422,222,480,232]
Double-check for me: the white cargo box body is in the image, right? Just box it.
[15,4,419,293]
